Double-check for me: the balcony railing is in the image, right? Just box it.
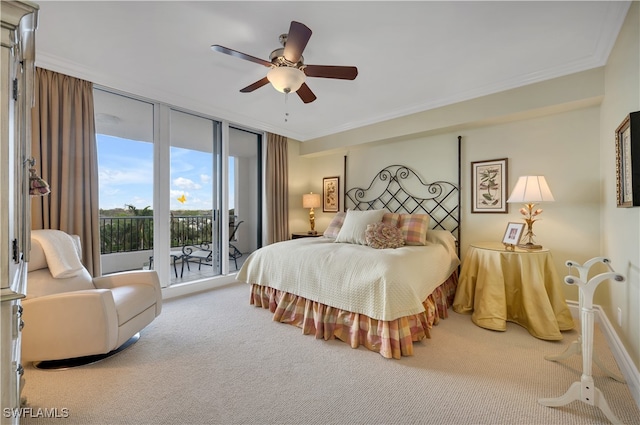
[99,215,216,255]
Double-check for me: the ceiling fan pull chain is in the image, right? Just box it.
[284,91,289,122]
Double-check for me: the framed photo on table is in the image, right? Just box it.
[471,158,508,213]
[615,111,640,207]
[502,222,525,246]
[323,176,340,212]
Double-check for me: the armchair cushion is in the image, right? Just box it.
[27,267,94,299]
[27,235,93,299]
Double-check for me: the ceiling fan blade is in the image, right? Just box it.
[296,83,317,104]
[304,65,358,80]
[211,45,272,67]
[240,77,270,93]
[283,21,312,64]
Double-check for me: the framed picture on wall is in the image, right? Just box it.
[323,176,340,212]
[615,111,640,207]
[471,158,508,213]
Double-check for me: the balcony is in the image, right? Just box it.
[100,215,245,284]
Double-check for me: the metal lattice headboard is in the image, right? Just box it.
[345,165,460,255]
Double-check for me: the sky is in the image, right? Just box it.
[97,134,234,211]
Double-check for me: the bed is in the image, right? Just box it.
[237,163,461,359]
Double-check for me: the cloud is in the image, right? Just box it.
[101,187,120,196]
[170,189,189,198]
[99,167,152,186]
[129,196,151,209]
[173,177,202,190]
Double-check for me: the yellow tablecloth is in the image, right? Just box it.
[453,242,574,340]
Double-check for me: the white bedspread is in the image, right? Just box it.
[237,231,460,321]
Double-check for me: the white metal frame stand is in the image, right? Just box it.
[544,258,626,382]
[538,257,626,424]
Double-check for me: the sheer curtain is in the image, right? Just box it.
[265,133,289,244]
[31,67,101,276]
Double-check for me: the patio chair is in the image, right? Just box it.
[229,220,244,269]
[181,242,213,277]
[148,251,183,278]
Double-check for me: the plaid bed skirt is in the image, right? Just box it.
[249,271,458,359]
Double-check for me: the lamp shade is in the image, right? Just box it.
[302,192,321,209]
[267,66,306,93]
[507,176,555,203]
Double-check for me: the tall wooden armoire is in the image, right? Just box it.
[1,2,38,424]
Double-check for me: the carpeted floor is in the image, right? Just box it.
[20,282,640,425]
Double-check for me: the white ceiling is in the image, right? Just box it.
[34,1,630,142]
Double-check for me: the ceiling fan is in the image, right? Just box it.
[211,21,358,104]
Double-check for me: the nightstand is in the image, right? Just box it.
[291,232,323,239]
[453,241,574,340]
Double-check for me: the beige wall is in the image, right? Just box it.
[599,0,640,371]
[287,3,639,371]
[291,94,600,302]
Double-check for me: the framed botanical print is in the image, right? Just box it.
[323,176,340,212]
[616,111,640,207]
[471,158,508,213]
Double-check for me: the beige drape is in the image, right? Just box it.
[31,67,101,276]
[265,133,289,244]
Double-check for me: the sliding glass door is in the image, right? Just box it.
[228,127,262,270]
[169,109,222,282]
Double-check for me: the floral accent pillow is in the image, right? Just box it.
[323,212,346,239]
[365,222,405,249]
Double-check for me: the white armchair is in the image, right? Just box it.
[21,231,162,363]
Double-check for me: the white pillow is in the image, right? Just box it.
[426,229,457,253]
[335,209,386,245]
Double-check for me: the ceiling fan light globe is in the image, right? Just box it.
[267,67,305,93]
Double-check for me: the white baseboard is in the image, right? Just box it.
[567,300,640,409]
[161,274,239,300]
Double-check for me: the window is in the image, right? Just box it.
[94,88,260,287]
[94,89,154,275]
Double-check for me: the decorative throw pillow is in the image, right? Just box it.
[365,222,405,249]
[323,211,346,239]
[426,229,458,254]
[382,212,400,227]
[398,214,430,246]
[335,209,386,245]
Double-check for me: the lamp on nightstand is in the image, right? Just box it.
[302,192,321,235]
[507,176,555,249]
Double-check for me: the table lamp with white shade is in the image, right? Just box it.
[507,176,555,249]
[303,192,321,235]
